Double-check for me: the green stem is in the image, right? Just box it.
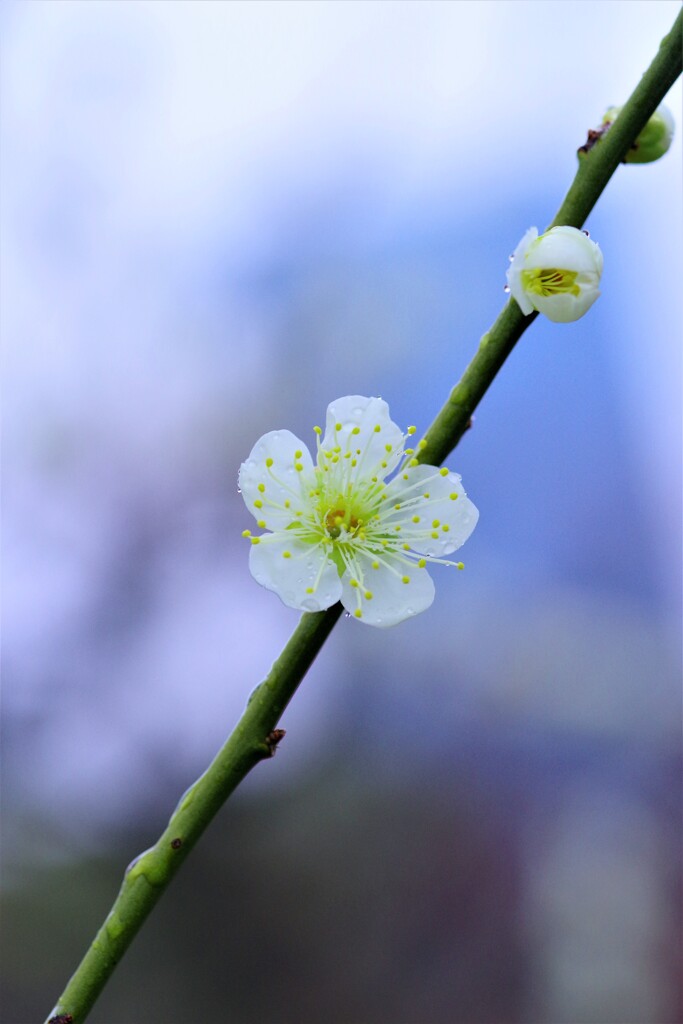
[46,11,681,1023]
[46,605,342,1023]
[416,6,682,469]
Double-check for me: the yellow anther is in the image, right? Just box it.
[381,460,388,468]
[241,529,251,538]
[354,609,362,618]
[404,448,414,455]
[442,524,450,532]
[284,500,291,508]
[521,266,580,298]
[295,462,303,472]
[417,558,427,568]
[395,503,402,510]
[407,425,416,435]
[350,579,359,588]
[351,426,360,435]
[402,473,409,480]
[431,531,439,539]
[381,539,389,547]
[423,492,430,498]
[432,519,440,528]
[409,458,418,467]
[351,459,357,467]
[373,424,381,432]
[266,457,274,467]
[306,587,314,594]
[403,543,410,551]
[294,450,302,460]
[394,525,401,532]
[313,425,322,434]
[364,591,373,600]
[258,483,265,493]
[449,492,458,500]
[402,575,410,584]
[372,561,380,569]
[335,423,342,432]
[418,439,427,450]
[250,537,260,545]
[344,452,351,459]
[412,515,420,524]
[254,499,263,509]
[282,551,291,559]
[439,467,448,477]
[457,561,464,570]
[257,520,266,528]
[385,443,393,453]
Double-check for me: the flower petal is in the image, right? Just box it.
[384,464,479,556]
[506,227,538,315]
[239,430,315,530]
[249,533,342,612]
[340,551,435,628]
[532,275,601,323]
[320,395,405,479]
[526,225,603,276]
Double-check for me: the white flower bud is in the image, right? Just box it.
[506,225,603,323]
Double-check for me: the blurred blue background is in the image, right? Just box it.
[1,2,681,1022]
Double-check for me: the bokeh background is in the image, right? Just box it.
[2,2,681,1022]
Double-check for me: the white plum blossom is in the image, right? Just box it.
[238,396,479,627]
[506,225,603,323]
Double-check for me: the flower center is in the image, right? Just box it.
[521,267,580,298]
[324,506,363,539]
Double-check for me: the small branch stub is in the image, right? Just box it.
[265,729,286,756]
[170,837,183,849]
[578,122,611,156]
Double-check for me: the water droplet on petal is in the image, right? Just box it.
[503,284,510,293]
[509,253,515,261]
[582,229,590,236]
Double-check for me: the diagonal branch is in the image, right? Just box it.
[46,9,682,1022]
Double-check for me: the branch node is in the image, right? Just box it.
[265,728,286,756]
[577,121,611,156]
